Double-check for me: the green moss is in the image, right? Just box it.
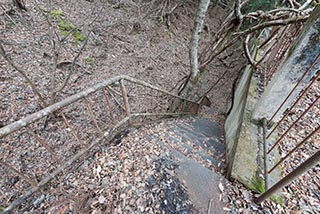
[270,195,284,205]
[58,20,76,32]
[50,9,64,19]
[73,30,86,42]
[248,176,283,205]
[58,20,86,43]
[85,56,95,65]
[251,176,266,193]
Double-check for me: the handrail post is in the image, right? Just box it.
[120,79,130,117]
[262,118,270,191]
[255,150,320,204]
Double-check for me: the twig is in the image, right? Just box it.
[102,89,116,125]
[0,5,18,26]
[107,88,126,111]
[258,27,280,49]
[207,198,213,214]
[0,6,14,16]
[0,40,47,107]
[200,65,232,99]
[234,15,309,36]
[107,85,122,96]
[60,112,83,144]
[53,31,92,94]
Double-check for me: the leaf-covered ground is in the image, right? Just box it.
[0,0,319,213]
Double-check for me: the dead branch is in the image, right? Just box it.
[199,35,239,70]
[102,89,116,125]
[243,35,256,68]
[107,88,126,111]
[258,27,281,49]
[234,15,309,36]
[2,111,191,213]
[0,40,48,107]
[53,31,92,95]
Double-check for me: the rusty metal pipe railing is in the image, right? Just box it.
[0,75,199,139]
[120,79,130,117]
[256,150,320,204]
[267,52,320,125]
[268,124,320,174]
[267,95,320,154]
[267,70,320,139]
[1,74,200,213]
[265,24,302,85]
[262,118,270,191]
[0,76,123,138]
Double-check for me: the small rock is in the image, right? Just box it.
[241,189,250,201]
[101,177,109,188]
[146,176,156,188]
[98,195,106,204]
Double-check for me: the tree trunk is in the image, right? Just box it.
[190,0,210,82]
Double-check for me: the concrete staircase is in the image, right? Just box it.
[146,117,227,213]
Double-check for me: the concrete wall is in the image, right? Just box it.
[225,65,254,179]
[253,6,320,122]
[224,64,269,190]
[225,6,320,197]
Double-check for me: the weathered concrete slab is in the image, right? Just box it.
[253,6,320,122]
[171,150,225,214]
[225,65,254,178]
[191,118,224,138]
[225,64,282,200]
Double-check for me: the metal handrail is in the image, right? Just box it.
[0,75,200,213]
[0,75,199,138]
[256,150,320,204]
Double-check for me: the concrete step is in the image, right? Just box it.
[165,118,226,171]
[170,150,226,214]
[140,117,228,213]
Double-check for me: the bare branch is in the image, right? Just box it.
[243,35,256,68]
[233,15,309,36]
[0,40,47,107]
[0,159,37,187]
[53,31,92,94]
[234,0,243,22]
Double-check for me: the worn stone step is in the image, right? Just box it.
[170,150,226,214]
[169,121,225,156]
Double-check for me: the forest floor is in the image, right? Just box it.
[0,0,319,213]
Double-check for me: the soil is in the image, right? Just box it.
[1,1,241,213]
[1,0,318,214]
